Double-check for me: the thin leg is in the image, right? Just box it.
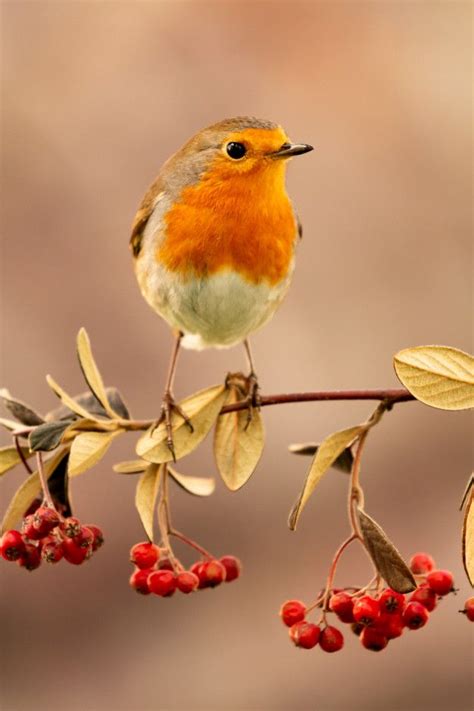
[243,338,257,377]
[242,339,261,427]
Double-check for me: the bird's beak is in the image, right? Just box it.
[269,142,314,159]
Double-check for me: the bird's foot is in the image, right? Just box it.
[244,372,261,429]
[152,391,194,461]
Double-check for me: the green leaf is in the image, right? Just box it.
[1,448,69,532]
[394,345,474,411]
[46,375,101,421]
[213,384,265,491]
[288,426,364,530]
[76,328,119,418]
[136,385,226,464]
[168,466,215,496]
[45,388,130,422]
[289,442,354,473]
[357,508,417,593]
[113,459,148,474]
[68,430,123,477]
[135,463,161,540]
[29,420,73,452]
[0,388,44,426]
[0,445,32,476]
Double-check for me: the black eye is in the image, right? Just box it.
[226,142,246,160]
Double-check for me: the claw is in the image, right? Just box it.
[244,373,261,430]
[150,391,193,460]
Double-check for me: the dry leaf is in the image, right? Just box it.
[46,375,102,421]
[68,430,123,477]
[113,459,148,474]
[1,448,69,532]
[0,416,26,432]
[168,466,215,496]
[214,385,265,491]
[76,328,119,418]
[462,488,473,586]
[0,445,32,476]
[135,463,161,540]
[0,388,44,426]
[289,443,354,473]
[394,345,474,411]
[45,388,130,422]
[29,420,73,452]
[357,508,416,593]
[289,426,364,530]
[136,385,226,463]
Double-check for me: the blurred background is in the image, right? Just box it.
[1,2,472,710]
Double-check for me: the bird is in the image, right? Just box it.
[130,116,313,455]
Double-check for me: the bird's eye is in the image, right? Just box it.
[226,142,247,160]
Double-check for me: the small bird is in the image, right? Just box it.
[130,116,312,453]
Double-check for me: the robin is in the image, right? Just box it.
[130,116,312,454]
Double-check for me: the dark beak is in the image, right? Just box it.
[269,142,314,159]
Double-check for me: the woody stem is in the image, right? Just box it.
[169,529,213,559]
[36,452,55,508]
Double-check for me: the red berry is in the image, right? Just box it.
[129,568,152,594]
[329,592,354,623]
[426,570,454,596]
[319,626,344,653]
[130,542,160,570]
[17,543,42,571]
[190,561,207,588]
[280,600,306,627]
[360,627,388,651]
[62,537,91,565]
[0,530,26,561]
[351,622,365,637]
[379,588,406,615]
[73,526,94,550]
[289,622,320,649]
[410,584,437,612]
[41,539,64,564]
[148,570,176,597]
[461,597,474,622]
[62,517,82,538]
[200,559,226,588]
[220,555,242,582]
[409,552,436,575]
[402,601,429,630]
[353,596,380,626]
[84,524,104,552]
[32,507,60,536]
[176,571,199,594]
[376,613,404,640]
[21,516,44,541]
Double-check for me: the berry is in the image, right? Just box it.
[280,600,306,627]
[461,597,474,622]
[32,507,60,536]
[17,543,42,571]
[130,542,160,570]
[200,559,226,588]
[62,517,82,538]
[129,568,152,594]
[376,613,404,640]
[351,622,365,637]
[410,584,437,612]
[176,571,199,594]
[409,552,436,575]
[148,570,176,597]
[158,558,174,571]
[402,601,429,630]
[360,627,388,652]
[353,596,380,626]
[190,561,207,588]
[319,626,344,653]
[73,526,94,550]
[426,570,454,596]
[21,516,44,541]
[220,555,241,582]
[41,537,64,563]
[289,622,320,649]
[0,530,26,561]
[329,592,354,623]
[379,588,405,615]
[84,524,104,551]
[62,538,91,565]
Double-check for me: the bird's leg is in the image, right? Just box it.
[155,332,193,459]
[243,339,261,427]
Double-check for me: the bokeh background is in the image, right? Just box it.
[1,2,472,710]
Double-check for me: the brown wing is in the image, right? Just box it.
[130,175,163,257]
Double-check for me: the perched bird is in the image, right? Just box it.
[130,116,312,453]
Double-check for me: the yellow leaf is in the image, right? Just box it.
[135,463,161,540]
[76,328,119,418]
[68,430,123,477]
[462,488,474,586]
[61,417,117,444]
[1,448,68,532]
[168,466,215,496]
[0,445,32,476]
[289,425,363,530]
[213,385,265,491]
[136,385,226,463]
[113,459,148,474]
[46,375,102,421]
[394,345,474,411]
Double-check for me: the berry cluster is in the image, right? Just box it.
[280,552,457,653]
[0,504,104,571]
[129,541,241,597]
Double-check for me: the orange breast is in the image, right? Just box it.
[157,162,297,286]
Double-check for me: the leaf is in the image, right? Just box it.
[357,508,417,593]
[1,448,69,532]
[29,420,73,452]
[0,416,24,432]
[168,466,215,496]
[48,453,72,517]
[76,328,119,418]
[105,387,130,420]
[68,430,123,477]
[0,445,32,476]
[289,443,354,473]
[45,388,130,422]
[213,385,265,491]
[113,459,148,474]
[0,388,44,426]
[394,345,474,411]
[135,463,161,540]
[136,385,227,464]
[46,375,102,421]
[288,426,364,530]
[462,488,474,586]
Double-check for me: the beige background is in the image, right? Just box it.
[1,2,472,710]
